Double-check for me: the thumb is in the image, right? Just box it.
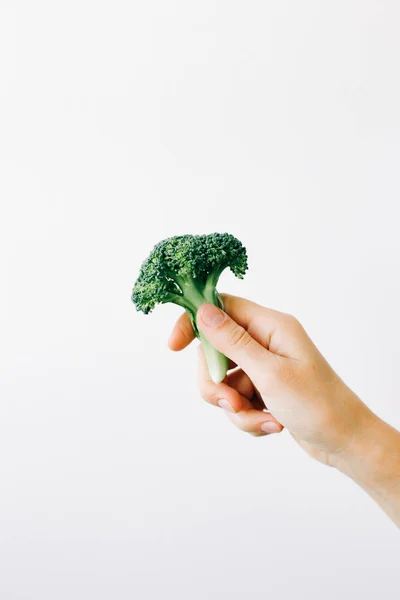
[197,303,270,380]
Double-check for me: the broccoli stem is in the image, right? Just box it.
[198,331,229,384]
[171,276,228,384]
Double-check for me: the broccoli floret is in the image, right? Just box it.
[131,233,248,383]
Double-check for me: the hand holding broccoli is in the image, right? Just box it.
[169,294,400,526]
[170,294,373,459]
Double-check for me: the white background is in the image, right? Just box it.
[1,1,400,598]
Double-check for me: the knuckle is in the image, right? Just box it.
[281,313,302,330]
[232,415,254,434]
[226,324,252,349]
[233,421,248,433]
[243,423,258,434]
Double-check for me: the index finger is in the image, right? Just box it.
[168,311,196,351]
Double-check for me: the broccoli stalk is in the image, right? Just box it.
[131,233,248,384]
[165,271,229,384]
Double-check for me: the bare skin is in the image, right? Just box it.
[168,294,400,527]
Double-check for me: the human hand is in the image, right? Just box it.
[168,294,377,468]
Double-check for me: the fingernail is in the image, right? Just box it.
[261,421,280,434]
[218,398,235,413]
[199,304,225,327]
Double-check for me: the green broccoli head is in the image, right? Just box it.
[131,233,248,383]
[132,233,247,311]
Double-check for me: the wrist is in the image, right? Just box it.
[333,406,400,494]
[328,400,400,526]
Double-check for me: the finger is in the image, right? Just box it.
[168,313,237,371]
[225,369,254,399]
[226,369,266,410]
[253,387,267,411]
[220,294,266,328]
[220,294,278,349]
[168,311,195,351]
[221,294,309,359]
[168,293,271,352]
[168,294,308,360]
[225,408,284,436]
[197,347,252,413]
[197,303,273,387]
[168,295,261,352]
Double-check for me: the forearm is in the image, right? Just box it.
[335,410,400,527]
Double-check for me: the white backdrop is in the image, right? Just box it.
[1,1,399,598]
